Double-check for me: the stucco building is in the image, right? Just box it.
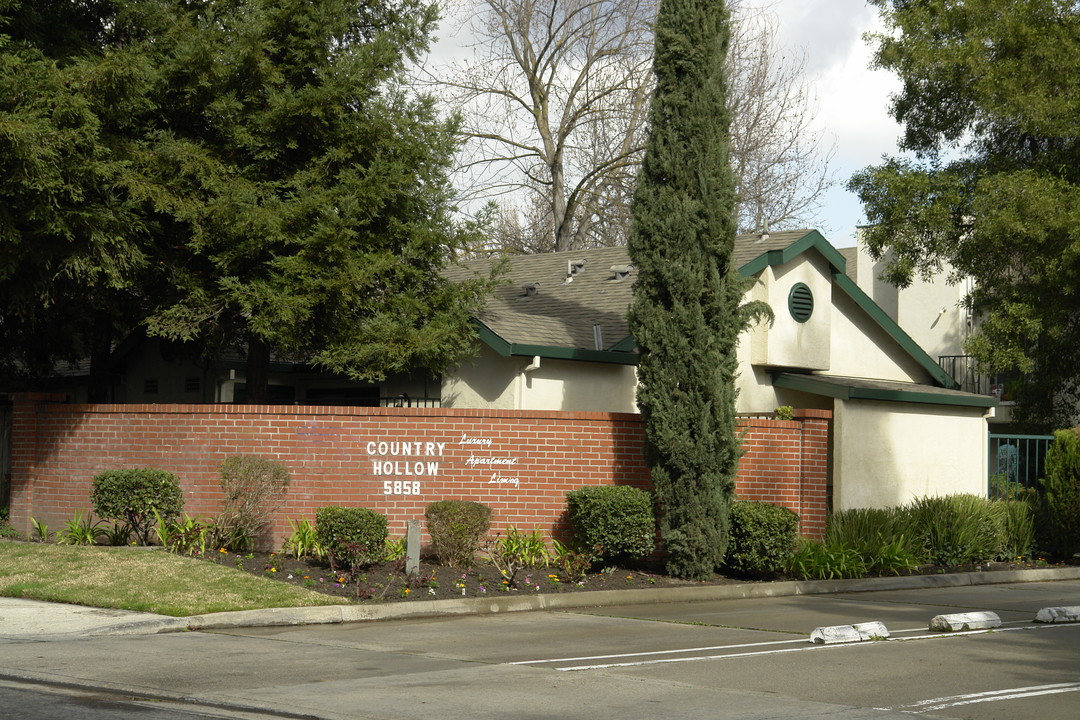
[443,229,996,511]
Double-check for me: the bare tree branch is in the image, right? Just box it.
[426,0,835,252]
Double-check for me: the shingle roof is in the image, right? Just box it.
[444,230,818,351]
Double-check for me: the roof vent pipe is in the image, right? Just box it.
[593,324,604,351]
[522,282,539,297]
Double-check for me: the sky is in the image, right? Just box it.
[768,0,904,248]
[429,0,905,250]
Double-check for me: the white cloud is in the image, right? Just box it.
[767,0,901,245]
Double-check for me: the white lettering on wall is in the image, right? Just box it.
[465,455,518,467]
[488,473,521,488]
[363,433,526,492]
[365,441,445,457]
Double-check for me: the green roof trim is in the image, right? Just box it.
[773,373,997,409]
[735,229,958,390]
[473,320,639,365]
[737,229,848,277]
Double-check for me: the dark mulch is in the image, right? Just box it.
[212,550,732,603]
[213,550,1065,604]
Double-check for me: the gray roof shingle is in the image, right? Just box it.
[445,230,817,351]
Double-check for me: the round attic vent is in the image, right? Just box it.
[788,283,814,323]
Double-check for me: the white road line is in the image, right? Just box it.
[556,640,880,671]
[510,621,1080,672]
[881,683,1080,713]
[508,636,808,665]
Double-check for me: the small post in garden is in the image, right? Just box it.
[406,519,420,576]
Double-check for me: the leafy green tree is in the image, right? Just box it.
[628,0,765,580]
[849,0,1080,430]
[0,0,151,398]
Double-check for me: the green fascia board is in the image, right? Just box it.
[773,372,997,409]
[737,230,958,390]
[472,320,639,366]
[737,229,848,277]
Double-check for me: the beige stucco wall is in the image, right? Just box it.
[826,286,933,383]
[854,232,971,361]
[748,256,832,370]
[832,398,990,510]
[442,344,638,412]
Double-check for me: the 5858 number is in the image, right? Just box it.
[383,480,421,495]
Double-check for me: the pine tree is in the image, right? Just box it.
[127,0,493,401]
[628,0,759,579]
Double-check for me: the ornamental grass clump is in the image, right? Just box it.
[425,500,492,568]
[91,468,184,546]
[565,485,655,566]
[827,506,923,575]
[991,500,1036,561]
[904,494,1000,567]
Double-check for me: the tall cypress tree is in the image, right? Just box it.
[628,0,764,580]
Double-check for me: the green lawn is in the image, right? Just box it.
[0,541,345,617]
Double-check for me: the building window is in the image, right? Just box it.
[788,283,814,323]
[143,379,159,394]
[184,377,201,393]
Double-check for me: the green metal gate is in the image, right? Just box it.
[988,433,1054,499]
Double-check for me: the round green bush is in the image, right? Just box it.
[90,468,184,546]
[314,506,388,571]
[565,485,655,564]
[723,500,799,578]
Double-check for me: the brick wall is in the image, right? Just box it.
[7,393,829,547]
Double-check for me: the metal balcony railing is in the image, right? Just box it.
[938,355,1020,400]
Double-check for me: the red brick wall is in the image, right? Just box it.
[8,393,829,547]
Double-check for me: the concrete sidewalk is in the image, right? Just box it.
[3,565,1079,641]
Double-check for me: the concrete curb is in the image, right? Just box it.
[1035,605,1080,623]
[105,565,1080,634]
[929,611,1002,631]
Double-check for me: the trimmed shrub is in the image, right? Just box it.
[91,468,184,546]
[425,500,492,568]
[315,506,388,571]
[723,501,799,578]
[1041,429,1080,557]
[211,455,290,551]
[565,485,655,564]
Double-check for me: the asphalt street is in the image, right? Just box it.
[1,573,1078,720]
